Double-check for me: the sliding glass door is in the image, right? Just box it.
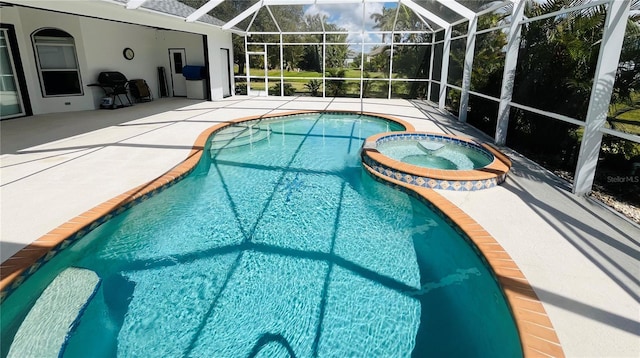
[0,28,25,119]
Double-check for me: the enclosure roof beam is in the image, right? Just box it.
[458,14,477,122]
[438,25,452,109]
[391,1,401,35]
[400,0,450,29]
[196,0,457,34]
[245,5,262,32]
[125,0,147,10]
[263,0,312,5]
[263,0,401,5]
[476,0,512,16]
[222,1,264,30]
[266,5,282,32]
[495,0,526,145]
[185,0,224,22]
[435,0,474,20]
[415,12,436,32]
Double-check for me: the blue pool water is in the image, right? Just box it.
[377,139,494,170]
[1,113,521,357]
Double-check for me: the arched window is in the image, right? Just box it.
[32,28,82,96]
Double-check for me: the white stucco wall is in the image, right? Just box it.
[80,20,206,105]
[8,7,96,114]
[79,19,159,107]
[1,3,232,116]
[155,29,207,98]
[207,31,234,100]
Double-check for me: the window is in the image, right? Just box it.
[1,28,25,118]
[173,52,183,74]
[32,28,82,96]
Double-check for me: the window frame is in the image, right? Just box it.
[0,28,26,119]
[31,28,83,97]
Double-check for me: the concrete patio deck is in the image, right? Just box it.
[1,96,638,357]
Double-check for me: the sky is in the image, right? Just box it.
[302,2,396,44]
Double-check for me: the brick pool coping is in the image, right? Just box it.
[0,110,562,357]
[363,163,563,357]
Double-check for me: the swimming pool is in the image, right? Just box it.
[1,113,521,357]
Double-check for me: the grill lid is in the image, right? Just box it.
[97,71,127,85]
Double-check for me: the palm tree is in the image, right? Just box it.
[370,6,397,42]
[371,4,429,43]
[506,0,640,167]
[325,68,349,96]
[369,3,433,94]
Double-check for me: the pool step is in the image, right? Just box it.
[210,125,271,150]
[7,267,101,358]
[211,125,255,139]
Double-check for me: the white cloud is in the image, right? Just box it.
[303,4,330,20]
[303,3,386,44]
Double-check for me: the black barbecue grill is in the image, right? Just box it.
[89,71,132,109]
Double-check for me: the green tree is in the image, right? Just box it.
[208,1,307,73]
[305,79,322,96]
[369,4,432,97]
[507,0,639,166]
[299,14,325,72]
[324,22,351,68]
[205,0,256,75]
[326,68,349,96]
[612,10,640,107]
[448,12,508,120]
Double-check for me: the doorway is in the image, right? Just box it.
[168,48,186,97]
[247,46,267,96]
[221,48,231,98]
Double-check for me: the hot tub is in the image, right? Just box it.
[361,132,511,191]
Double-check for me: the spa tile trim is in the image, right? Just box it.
[362,131,511,191]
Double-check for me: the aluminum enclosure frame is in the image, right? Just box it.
[12,0,639,197]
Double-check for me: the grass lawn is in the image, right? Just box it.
[609,92,640,117]
[238,67,387,94]
[611,109,640,135]
[239,79,404,99]
[240,68,387,80]
[616,109,640,120]
[603,91,640,135]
